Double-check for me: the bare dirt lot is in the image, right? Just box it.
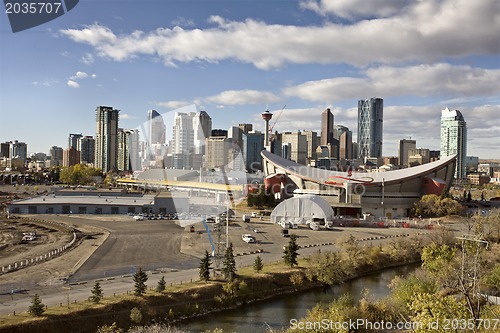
[0,218,72,268]
[0,216,109,293]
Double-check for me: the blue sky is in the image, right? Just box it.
[1,0,499,159]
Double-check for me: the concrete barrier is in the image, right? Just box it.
[1,217,77,275]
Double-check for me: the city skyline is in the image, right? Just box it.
[0,0,499,158]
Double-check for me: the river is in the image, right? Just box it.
[179,264,419,333]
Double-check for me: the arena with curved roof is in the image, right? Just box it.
[261,150,457,218]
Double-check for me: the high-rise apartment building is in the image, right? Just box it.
[118,128,140,172]
[68,133,83,149]
[8,141,27,162]
[358,98,383,161]
[49,146,63,167]
[77,136,95,164]
[63,147,80,167]
[440,107,467,179]
[398,139,416,168]
[205,136,231,169]
[95,106,119,172]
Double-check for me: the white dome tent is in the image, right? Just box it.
[271,195,334,226]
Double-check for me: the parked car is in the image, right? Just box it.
[281,229,290,237]
[251,212,258,218]
[242,234,256,243]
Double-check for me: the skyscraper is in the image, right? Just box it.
[358,98,383,161]
[440,107,467,179]
[281,131,307,165]
[147,110,166,145]
[118,128,140,172]
[302,130,318,162]
[95,106,119,172]
[171,111,212,169]
[399,139,416,168]
[337,125,353,160]
[242,132,264,172]
[320,108,334,146]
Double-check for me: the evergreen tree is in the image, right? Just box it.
[247,192,255,207]
[253,255,264,272]
[283,234,299,268]
[222,243,237,281]
[28,293,45,316]
[156,276,166,293]
[90,280,104,304]
[199,250,211,282]
[133,267,148,296]
[467,190,472,202]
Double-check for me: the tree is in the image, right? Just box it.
[28,293,45,316]
[253,255,264,272]
[199,250,211,282]
[412,194,462,217]
[222,243,237,281]
[96,322,123,333]
[60,164,102,185]
[90,281,104,304]
[283,234,299,267]
[306,250,351,286]
[421,243,456,279]
[133,267,148,296]
[156,276,166,293]
[130,307,142,324]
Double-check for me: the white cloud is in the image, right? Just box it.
[299,0,413,19]
[32,80,57,87]
[206,89,281,105]
[59,0,500,69]
[67,71,97,86]
[283,64,500,103]
[75,71,88,79]
[81,53,94,65]
[120,113,138,120]
[157,100,192,110]
[67,80,80,88]
[171,16,195,28]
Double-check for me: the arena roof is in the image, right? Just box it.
[261,150,457,185]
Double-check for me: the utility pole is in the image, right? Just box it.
[456,234,489,332]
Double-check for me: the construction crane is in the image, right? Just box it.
[269,105,286,146]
